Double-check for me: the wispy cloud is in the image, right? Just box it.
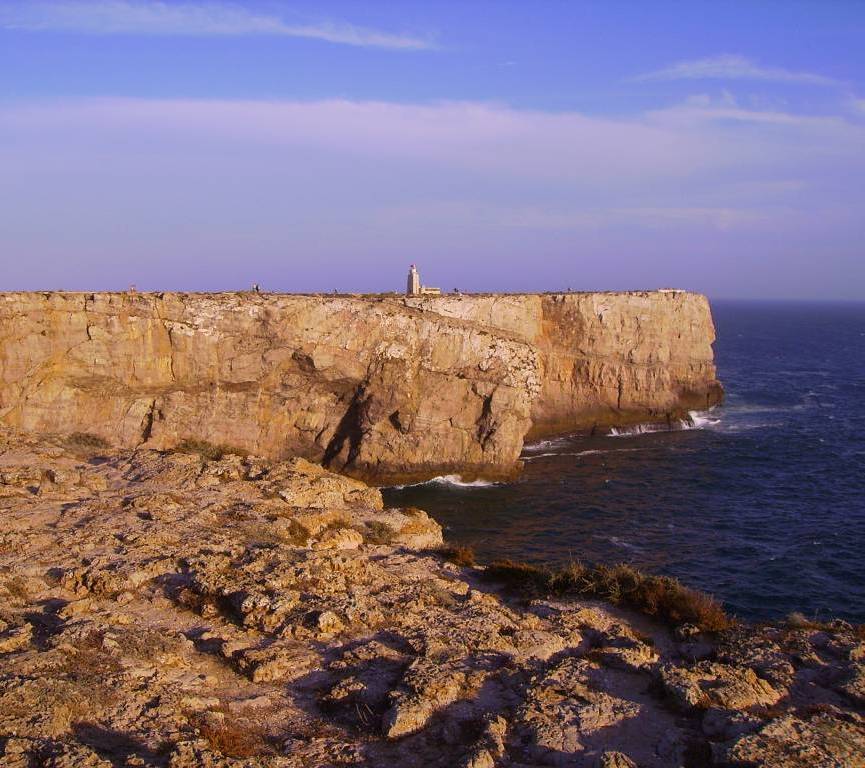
[632,54,838,87]
[0,0,433,50]
[1,97,862,296]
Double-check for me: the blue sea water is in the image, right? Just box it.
[383,301,865,623]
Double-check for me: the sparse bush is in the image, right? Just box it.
[785,611,821,629]
[783,612,865,640]
[361,520,396,544]
[195,717,274,758]
[63,432,110,456]
[186,702,278,759]
[58,631,123,710]
[439,545,477,567]
[3,575,31,604]
[483,558,732,633]
[484,560,553,591]
[173,439,247,461]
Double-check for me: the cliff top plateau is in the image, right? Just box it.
[0,430,862,767]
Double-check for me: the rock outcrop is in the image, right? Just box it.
[0,431,861,768]
[0,291,721,483]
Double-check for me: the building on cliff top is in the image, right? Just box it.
[406,264,441,296]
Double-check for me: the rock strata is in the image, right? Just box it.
[1,430,862,767]
[0,291,722,483]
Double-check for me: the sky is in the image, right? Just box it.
[1,1,864,298]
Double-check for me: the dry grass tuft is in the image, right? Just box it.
[361,520,396,545]
[63,432,110,457]
[484,559,732,632]
[786,611,815,629]
[3,575,31,604]
[439,545,477,567]
[188,704,277,759]
[57,631,123,711]
[197,719,267,758]
[785,612,865,639]
[173,439,247,461]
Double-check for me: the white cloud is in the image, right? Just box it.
[374,200,787,236]
[632,54,838,87]
[1,97,862,296]
[0,0,433,49]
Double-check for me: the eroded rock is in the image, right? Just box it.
[0,432,861,768]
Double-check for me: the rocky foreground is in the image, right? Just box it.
[1,432,863,767]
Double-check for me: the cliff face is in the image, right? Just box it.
[0,291,721,483]
[404,291,723,438]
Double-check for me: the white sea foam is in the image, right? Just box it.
[606,536,643,552]
[686,410,722,429]
[607,409,722,437]
[608,423,673,437]
[522,436,573,452]
[388,474,500,490]
[522,449,606,461]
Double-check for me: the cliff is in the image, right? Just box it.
[0,291,722,483]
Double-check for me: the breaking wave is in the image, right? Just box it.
[522,436,574,452]
[608,409,721,437]
[388,474,500,490]
[608,423,678,437]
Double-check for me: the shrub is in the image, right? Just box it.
[361,520,396,545]
[3,575,31,604]
[186,701,278,759]
[63,432,110,456]
[483,558,732,633]
[484,560,552,591]
[439,545,477,567]
[172,439,247,461]
[786,611,813,629]
[196,718,273,758]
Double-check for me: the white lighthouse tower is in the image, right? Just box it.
[406,264,421,296]
[406,264,441,296]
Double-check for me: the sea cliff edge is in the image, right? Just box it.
[0,290,722,484]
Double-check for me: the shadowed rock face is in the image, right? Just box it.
[0,291,721,483]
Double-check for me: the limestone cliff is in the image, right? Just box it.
[0,291,721,483]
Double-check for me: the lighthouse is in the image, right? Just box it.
[406,264,421,296]
[406,264,441,297]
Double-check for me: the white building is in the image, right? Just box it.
[406,264,441,296]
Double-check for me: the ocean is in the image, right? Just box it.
[383,301,865,623]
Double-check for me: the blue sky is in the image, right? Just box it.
[1,1,863,298]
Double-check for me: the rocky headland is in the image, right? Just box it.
[0,291,722,484]
[1,431,863,767]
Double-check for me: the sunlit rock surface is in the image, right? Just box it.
[1,430,862,767]
[0,291,721,483]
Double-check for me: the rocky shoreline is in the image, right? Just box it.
[1,431,863,767]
